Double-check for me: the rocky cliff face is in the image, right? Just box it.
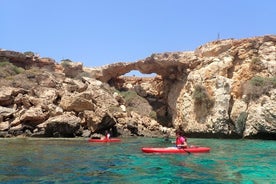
[0,50,171,138]
[0,35,275,139]
[89,35,276,139]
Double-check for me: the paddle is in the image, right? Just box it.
[177,146,191,154]
[183,148,191,154]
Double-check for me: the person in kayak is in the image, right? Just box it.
[105,130,110,140]
[175,130,188,148]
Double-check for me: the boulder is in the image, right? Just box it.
[19,106,49,127]
[0,87,27,106]
[59,92,95,112]
[43,113,82,137]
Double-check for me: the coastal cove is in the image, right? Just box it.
[0,137,275,183]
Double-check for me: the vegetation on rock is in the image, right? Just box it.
[243,76,276,101]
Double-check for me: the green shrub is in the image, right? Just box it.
[60,59,73,68]
[149,111,157,120]
[193,85,206,102]
[24,51,35,57]
[269,76,276,87]
[120,90,138,102]
[192,84,214,122]
[250,76,265,86]
[192,85,214,108]
[118,90,152,116]
[0,61,24,76]
[243,76,276,101]
[13,66,24,74]
[74,71,91,80]
[250,57,264,72]
[0,61,10,67]
[61,59,73,63]
[251,57,261,64]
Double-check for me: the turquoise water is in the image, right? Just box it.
[0,138,275,184]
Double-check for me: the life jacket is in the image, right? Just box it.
[176,136,186,145]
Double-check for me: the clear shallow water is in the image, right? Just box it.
[0,138,275,184]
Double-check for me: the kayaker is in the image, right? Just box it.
[105,130,110,140]
[175,130,187,148]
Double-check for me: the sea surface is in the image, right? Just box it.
[0,137,275,184]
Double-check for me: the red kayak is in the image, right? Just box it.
[141,146,210,154]
[88,138,121,143]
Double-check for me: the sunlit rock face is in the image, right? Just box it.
[89,35,276,139]
[0,35,275,139]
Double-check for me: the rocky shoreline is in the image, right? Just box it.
[1,35,276,140]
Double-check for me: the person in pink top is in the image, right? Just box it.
[175,130,188,148]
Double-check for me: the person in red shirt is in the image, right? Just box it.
[175,130,188,148]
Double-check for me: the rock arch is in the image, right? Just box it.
[88,51,199,83]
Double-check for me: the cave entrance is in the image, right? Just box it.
[108,70,172,128]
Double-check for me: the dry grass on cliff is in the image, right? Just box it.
[243,76,276,102]
[249,57,266,72]
[0,58,58,89]
[119,90,153,117]
[0,58,26,87]
[0,58,25,78]
[192,84,215,122]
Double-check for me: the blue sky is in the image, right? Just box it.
[1,0,276,69]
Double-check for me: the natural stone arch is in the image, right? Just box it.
[84,52,198,128]
[88,51,198,83]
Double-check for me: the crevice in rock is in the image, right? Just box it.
[244,132,276,140]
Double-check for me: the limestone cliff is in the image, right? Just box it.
[0,35,275,139]
[89,35,276,139]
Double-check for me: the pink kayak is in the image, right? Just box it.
[141,146,210,154]
[88,138,121,143]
